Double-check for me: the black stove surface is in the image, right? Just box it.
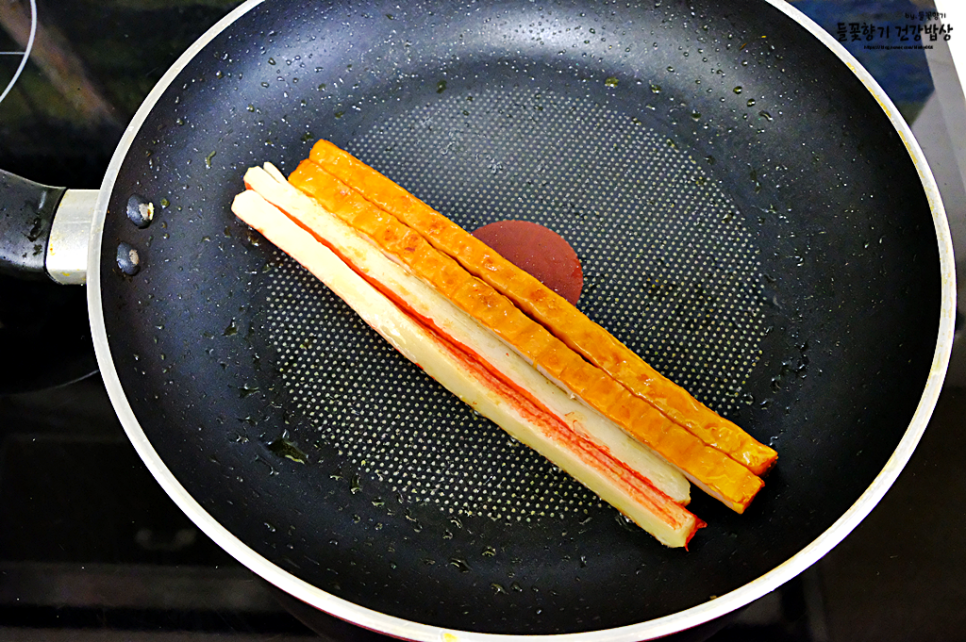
[2,1,962,641]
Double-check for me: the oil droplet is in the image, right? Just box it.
[604,76,619,88]
[371,497,385,507]
[239,384,259,398]
[349,474,362,494]
[510,581,523,592]
[666,65,675,73]
[733,86,743,94]
[491,583,507,594]
[436,79,447,93]
[614,513,637,531]
[482,546,496,557]
[649,83,661,93]
[247,104,255,112]
[690,111,701,120]
[267,431,308,463]
[245,228,262,247]
[449,558,471,573]
[205,151,216,169]
[746,98,757,107]
[268,57,276,65]
[224,319,238,336]
[759,110,773,121]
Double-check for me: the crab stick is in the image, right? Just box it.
[283,163,763,513]
[302,140,777,476]
[232,173,703,547]
[243,163,690,506]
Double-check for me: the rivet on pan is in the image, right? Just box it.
[126,194,155,228]
[117,242,141,276]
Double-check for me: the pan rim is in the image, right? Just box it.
[87,0,956,639]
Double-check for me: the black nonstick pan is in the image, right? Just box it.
[0,0,955,639]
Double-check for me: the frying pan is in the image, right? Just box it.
[0,0,954,638]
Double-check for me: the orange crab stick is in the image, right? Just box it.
[303,140,777,476]
[287,161,763,513]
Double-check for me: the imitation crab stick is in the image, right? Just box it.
[285,162,763,513]
[302,140,777,476]
[232,170,703,547]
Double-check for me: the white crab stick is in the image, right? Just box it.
[245,164,692,503]
[233,170,701,547]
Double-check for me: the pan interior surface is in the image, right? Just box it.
[97,0,943,636]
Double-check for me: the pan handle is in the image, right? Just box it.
[46,189,98,285]
[0,170,96,285]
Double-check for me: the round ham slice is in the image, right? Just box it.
[472,220,583,305]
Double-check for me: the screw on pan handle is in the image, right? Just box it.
[0,170,66,281]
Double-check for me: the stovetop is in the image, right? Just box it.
[2,1,962,641]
